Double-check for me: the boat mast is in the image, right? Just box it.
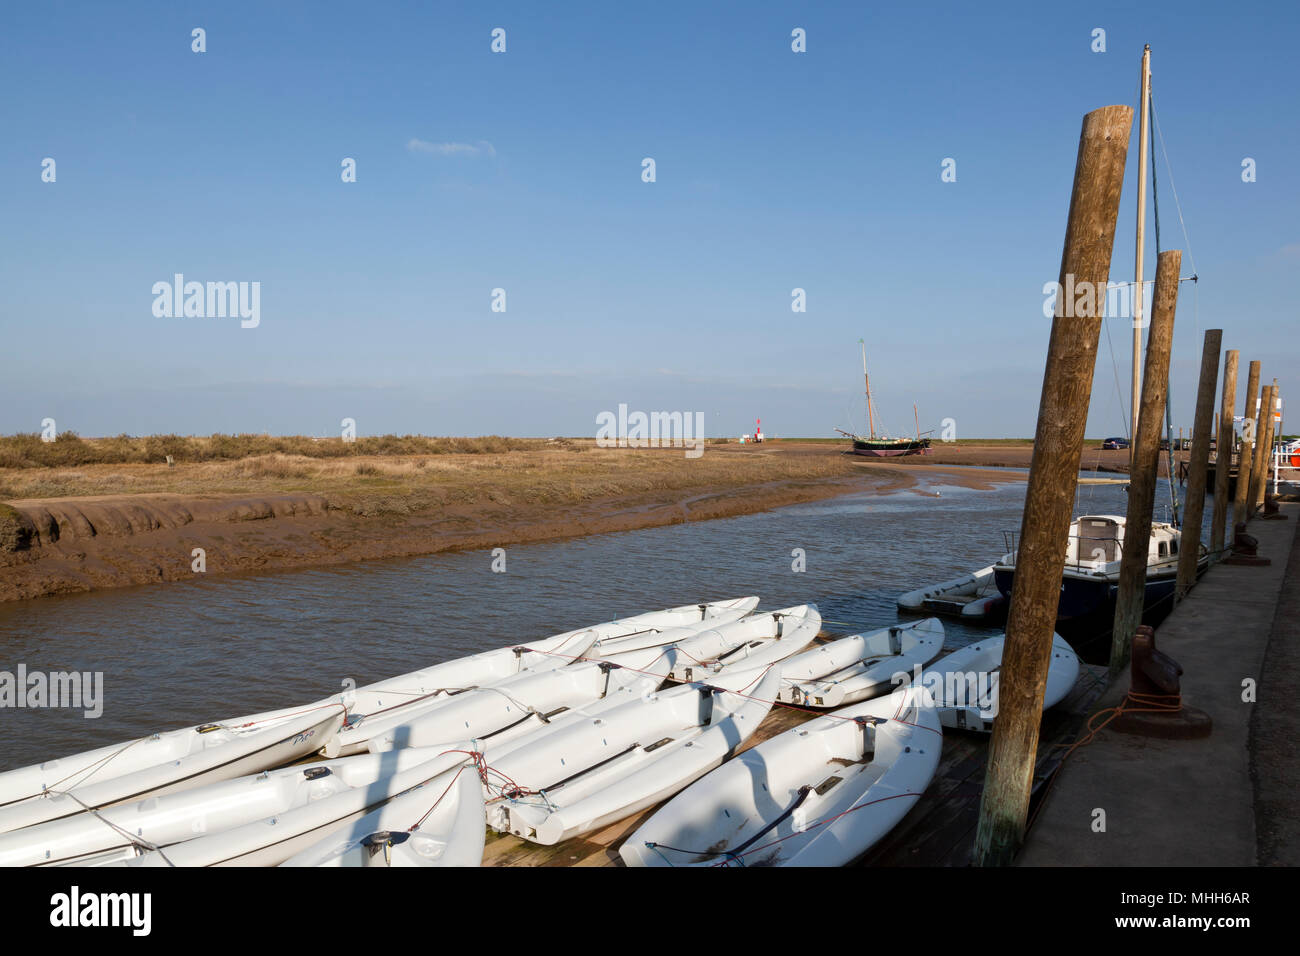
[860,338,875,439]
[1131,44,1152,470]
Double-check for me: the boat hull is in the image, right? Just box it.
[851,438,932,457]
[992,566,1180,621]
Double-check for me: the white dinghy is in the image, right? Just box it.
[361,652,671,754]
[0,746,470,868]
[590,597,759,656]
[483,668,778,846]
[917,634,1079,733]
[651,605,821,683]
[122,748,474,867]
[896,566,1004,621]
[281,764,484,867]
[774,618,945,708]
[326,598,755,756]
[0,703,347,835]
[621,686,941,867]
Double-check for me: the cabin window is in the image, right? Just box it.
[1158,542,1168,557]
[1171,540,1178,555]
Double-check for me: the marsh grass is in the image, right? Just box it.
[0,446,858,517]
[0,432,547,468]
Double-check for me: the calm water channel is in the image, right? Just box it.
[0,468,1202,770]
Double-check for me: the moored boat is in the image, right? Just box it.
[992,514,1208,623]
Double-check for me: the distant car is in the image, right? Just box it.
[1102,437,1129,450]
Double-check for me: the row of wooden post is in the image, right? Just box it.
[974,101,1282,866]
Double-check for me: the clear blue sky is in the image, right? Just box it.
[2,1,1296,440]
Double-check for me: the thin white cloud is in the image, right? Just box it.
[407,138,496,158]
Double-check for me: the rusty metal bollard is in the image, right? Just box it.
[1224,524,1271,566]
[1111,626,1212,739]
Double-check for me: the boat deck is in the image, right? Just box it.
[481,635,1110,867]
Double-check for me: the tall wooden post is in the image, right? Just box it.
[1233,361,1261,529]
[1254,383,1278,509]
[1211,350,1239,554]
[1174,330,1222,600]
[974,104,1133,867]
[1248,375,1272,518]
[1109,250,1180,677]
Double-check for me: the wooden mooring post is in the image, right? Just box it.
[1210,350,1239,553]
[1233,361,1261,528]
[1175,329,1223,601]
[1109,249,1180,677]
[1247,375,1272,518]
[1254,382,1279,510]
[973,104,1133,867]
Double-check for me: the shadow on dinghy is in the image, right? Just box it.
[281,762,485,867]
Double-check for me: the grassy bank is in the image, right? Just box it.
[0,432,556,469]
[0,445,860,517]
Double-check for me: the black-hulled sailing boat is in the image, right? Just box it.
[837,340,931,457]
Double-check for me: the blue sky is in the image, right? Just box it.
[1,1,1296,440]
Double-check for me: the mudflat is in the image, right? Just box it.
[0,439,1114,603]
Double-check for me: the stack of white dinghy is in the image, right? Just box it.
[121,748,477,868]
[0,596,763,866]
[646,604,821,683]
[484,667,779,846]
[919,633,1079,733]
[327,597,758,757]
[0,701,348,835]
[0,746,472,867]
[767,617,945,707]
[621,685,942,867]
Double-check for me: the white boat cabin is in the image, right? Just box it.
[999,514,1182,578]
[1066,515,1181,573]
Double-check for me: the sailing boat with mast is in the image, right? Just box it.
[986,44,1207,660]
[836,340,932,457]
